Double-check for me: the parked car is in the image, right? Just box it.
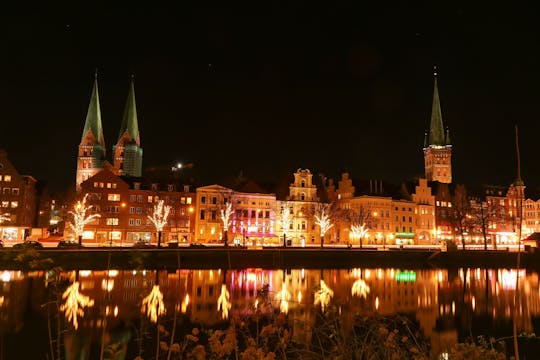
[189,242,206,248]
[57,240,83,248]
[13,240,43,249]
[132,240,156,248]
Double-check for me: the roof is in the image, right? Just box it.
[117,78,140,145]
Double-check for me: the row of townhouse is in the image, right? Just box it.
[76,166,536,248]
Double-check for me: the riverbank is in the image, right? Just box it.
[1,247,536,270]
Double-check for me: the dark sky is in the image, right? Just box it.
[2,2,540,193]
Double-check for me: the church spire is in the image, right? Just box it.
[76,74,107,191]
[112,75,143,177]
[423,67,452,184]
[117,76,140,145]
[428,68,446,146]
[81,75,105,148]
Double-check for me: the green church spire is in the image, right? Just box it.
[118,76,140,145]
[428,69,446,146]
[81,74,105,147]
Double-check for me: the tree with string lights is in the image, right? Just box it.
[314,204,334,248]
[148,199,171,248]
[68,194,101,246]
[220,202,233,247]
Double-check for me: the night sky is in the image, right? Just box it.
[2,2,540,194]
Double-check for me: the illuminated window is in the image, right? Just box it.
[1,201,8,208]
[129,219,135,226]
[112,183,117,189]
[187,197,192,204]
[108,194,120,201]
[94,182,99,188]
[106,218,119,226]
[107,183,111,188]
[136,219,141,226]
[99,182,104,188]
[11,201,18,208]
[4,175,11,182]
[11,188,19,195]
[148,196,153,203]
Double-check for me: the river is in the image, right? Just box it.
[1,266,539,359]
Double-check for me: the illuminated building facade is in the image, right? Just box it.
[78,169,195,245]
[0,150,43,242]
[194,185,278,245]
[280,169,322,246]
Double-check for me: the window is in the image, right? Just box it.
[94,182,99,188]
[212,197,217,204]
[129,219,135,226]
[148,196,153,203]
[151,184,158,190]
[211,210,217,220]
[136,207,142,214]
[136,219,141,226]
[2,201,8,208]
[11,188,19,195]
[201,196,206,204]
[3,175,11,182]
[106,218,119,226]
[137,195,143,203]
[129,207,135,214]
[2,188,10,195]
[200,210,205,220]
[130,195,136,202]
[265,211,270,218]
[187,197,192,204]
[168,184,174,192]
[301,192,305,201]
[108,194,120,201]
[107,183,112,188]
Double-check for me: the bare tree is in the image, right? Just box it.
[278,201,293,247]
[348,206,372,248]
[450,184,470,250]
[148,200,171,248]
[468,197,497,250]
[314,204,334,248]
[220,202,233,247]
[68,193,101,245]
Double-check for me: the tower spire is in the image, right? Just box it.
[80,76,105,147]
[428,67,445,146]
[423,67,452,183]
[117,76,140,145]
[76,75,107,191]
[113,76,143,177]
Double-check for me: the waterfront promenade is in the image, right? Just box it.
[0,247,536,270]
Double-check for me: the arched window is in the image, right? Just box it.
[301,180,305,188]
[301,192,305,201]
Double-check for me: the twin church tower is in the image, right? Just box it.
[76,71,451,191]
[76,75,143,190]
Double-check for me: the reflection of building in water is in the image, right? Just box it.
[5,267,539,357]
[0,271,31,334]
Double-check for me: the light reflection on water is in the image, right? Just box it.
[0,267,538,358]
